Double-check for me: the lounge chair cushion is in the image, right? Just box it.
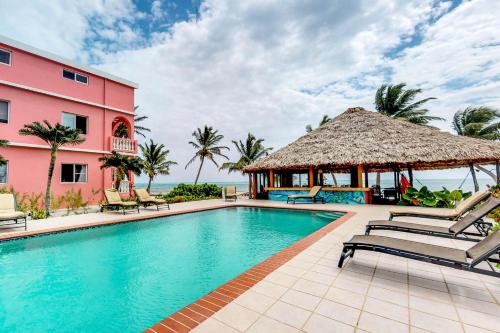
[135,189,167,204]
[0,193,16,211]
[466,231,500,266]
[345,235,467,263]
[368,220,450,234]
[224,186,237,196]
[389,206,459,218]
[0,211,26,220]
[288,186,322,199]
[119,201,139,207]
[455,191,489,214]
[105,190,123,204]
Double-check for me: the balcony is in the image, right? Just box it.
[111,136,137,153]
[112,180,131,193]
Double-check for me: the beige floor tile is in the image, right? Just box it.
[364,297,409,324]
[310,263,341,277]
[234,290,276,314]
[315,299,360,326]
[343,261,376,276]
[409,295,458,320]
[410,309,463,333]
[446,275,487,291]
[280,289,321,311]
[368,285,408,307]
[325,286,366,309]
[191,318,240,333]
[374,268,408,284]
[409,284,452,304]
[463,324,497,333]
[447,284,495,302]
[357,312,409,333]
[265,300,312,329]
[408,267,444,283]
[451,294,500,316]
[302,271,336,285]
[287,258,315,270]
[371,276,408,294]
[456,308,500,332]
[303,313,355,333]
[213,303,260,332]
[410,327,432,333]
[246,316,299,333]
[292,278,329,297]
[276,265,307,278]
[409,276,447,292]
[265,271,299,288]
[252,280,288,299]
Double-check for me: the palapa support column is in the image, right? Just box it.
[408,166,413,187]
[469,163,479,192]
[269,169,274,187]
[364,166,369,188]
[252,172,258,199]
[308,166,314,187]
[496,161,500,185]
[357,165,363,188]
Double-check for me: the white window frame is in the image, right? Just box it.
[61,163,88,184]
[0,48,11,66]
[62,68,89,85]
[62,112,88,134]
[0,161,8,184]
[0,100,9,124]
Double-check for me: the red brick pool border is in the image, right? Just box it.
[145,210,356,333]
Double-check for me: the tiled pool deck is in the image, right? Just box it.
[1,200,499,333]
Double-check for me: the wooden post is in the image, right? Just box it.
[470,163,479,192]
[364,167,369,188]
[269,169,274,188]
[496,161,500,185]
[252,173,258,199]
[308,166,314,187]
[357,165,363,188]
[408,166,413,187]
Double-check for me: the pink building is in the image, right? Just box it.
[0,35,138,204]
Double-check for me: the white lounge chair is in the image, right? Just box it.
[0,193,27,231]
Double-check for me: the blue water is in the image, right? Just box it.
[0,207,340,332]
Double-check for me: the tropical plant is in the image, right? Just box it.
[99,151,143,191]
[19,121,85,213]
[306,115,331,133]
[452,106,500,140]
[186,126,229,184]
[375,83,442,125]
[0,139,8,167]
[134,106,151,138]
[139,139,177,192]
[220,133,272,196]
[399,186,471,208]
[162,183,222,203]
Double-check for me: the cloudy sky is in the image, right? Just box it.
[1,0,499,184]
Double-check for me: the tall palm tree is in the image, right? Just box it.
[185,126,229,184]
[220,133,272,195]
[452,106,500,140]
[0,140,8,167]
[139,139,177,192]
[375,83,442,125]
[306,115,330,132]
[19,121,85,212]
[99,151,143,191]
[134,106,151,138]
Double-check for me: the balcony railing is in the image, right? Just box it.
[111,137,137,153]
[112,181,131,193]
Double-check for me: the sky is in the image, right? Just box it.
[1,0,500,184]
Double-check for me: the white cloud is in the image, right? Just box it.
[1,0,499,183]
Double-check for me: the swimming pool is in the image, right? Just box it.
[0,207,342,332]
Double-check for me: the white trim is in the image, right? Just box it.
[7,141,136,156]
[0,47,11,66]
[0,79,134,115]
[0,35,138,88]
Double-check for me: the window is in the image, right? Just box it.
[62,69,88,84]
[0,49,11,65]
[0,162,7,183]
[0,101,8,123]
[61,164,87,183]
[62,112,87,134]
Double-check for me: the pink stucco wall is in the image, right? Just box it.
[0,41,137,205]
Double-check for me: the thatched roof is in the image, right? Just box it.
[245,107,500,172]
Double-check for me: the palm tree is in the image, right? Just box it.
[452,106,500,140]
[99,151,143,191]
[220,133,272,195]
[306,115,330,132]
[139,139,177,192]
[0,140,8,167]
[134,106,151,138]
[185,126,229,184]
[375,83,442,125]
[19,121,85,212]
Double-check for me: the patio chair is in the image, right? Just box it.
[366,196,500,241]
[389,191,490,221]
[0,193,27,231]
[338,230,500,277]
[224,186,238,201]
[101,189,139,215]
[134,189,170,211]
[287,186,324,204]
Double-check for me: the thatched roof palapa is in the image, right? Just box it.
[245,107,500,172]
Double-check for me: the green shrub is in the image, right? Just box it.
[163,184,222,203]
[30,208,48,220]
[399,186,471,208]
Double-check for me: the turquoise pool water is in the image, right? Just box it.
[0,207,342,332]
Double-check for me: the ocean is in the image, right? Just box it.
[136,178,496,195]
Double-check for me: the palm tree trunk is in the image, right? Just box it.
[146,176,153,193]
[45,150,57,214]
[195,157,204,185]
[330,173,338,186]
